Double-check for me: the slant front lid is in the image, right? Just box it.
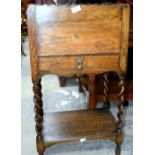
[30,5,124,56]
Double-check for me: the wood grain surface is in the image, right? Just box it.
[35,5,122,56]
[27,4,130,78]
[42,109,118,147]
[39,55,119,76]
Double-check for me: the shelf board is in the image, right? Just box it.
[42,109,117,148]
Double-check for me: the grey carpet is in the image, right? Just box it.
[21,38,133,155]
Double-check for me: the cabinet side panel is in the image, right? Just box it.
[119,4,130,75]
[27,5,38,81]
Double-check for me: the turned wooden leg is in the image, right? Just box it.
[115,77,125,155]
[33,79,44,155]
[59,76,67,87]
[103,72,110,109]
[88,75,97,109]
[39,152,43,155]
[79,77,84,93]
[115,141,121,155]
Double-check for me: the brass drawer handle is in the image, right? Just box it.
[77,57,83,70]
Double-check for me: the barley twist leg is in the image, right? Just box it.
[115,77,125,155]
[33,79,44,155]
[103,72,110,109]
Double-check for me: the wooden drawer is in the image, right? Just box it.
[39,54,119,76]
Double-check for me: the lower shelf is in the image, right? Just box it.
[42,109,118,148]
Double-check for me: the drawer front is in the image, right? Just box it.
[39,55,119,76]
